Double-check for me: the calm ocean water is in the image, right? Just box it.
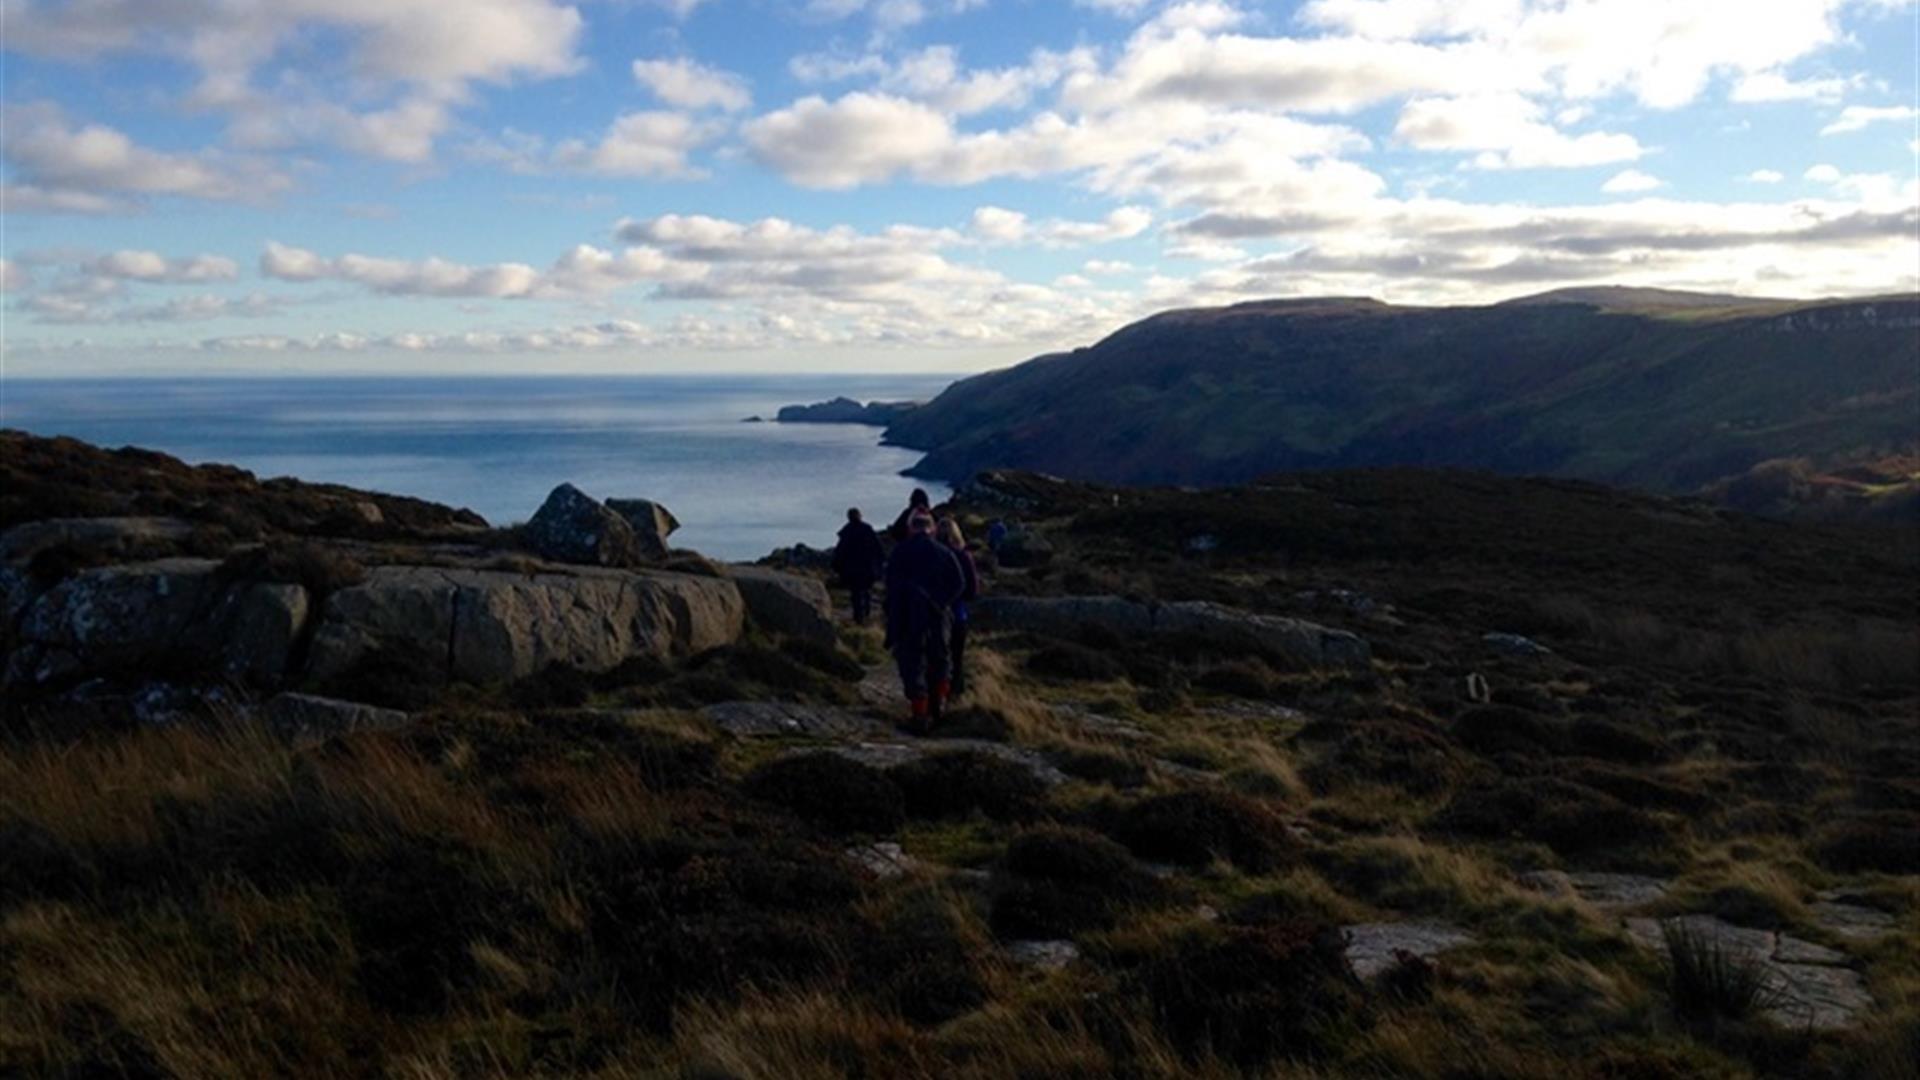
[2,375,958,561]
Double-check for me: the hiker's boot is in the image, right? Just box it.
[906,695,930,735]
[930,679,951,725]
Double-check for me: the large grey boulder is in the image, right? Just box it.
[524,483,643,567]
[306,564,745,685]
[972,594,1370,671]
[726,565,834,644]
[605,498,680,560]
[5,558,310,685]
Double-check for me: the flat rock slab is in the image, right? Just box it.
[1051,703,1151,742]
[1520,870,1670,911]
[1005,940,1079,971]
[1343,921,1476,980]
[703,701,881,739]
[845,842,920,879]
[1810,897,1899,941]
[1198,700,1307,725]
[264,693,409,744]
[1622,915,1874,1031]
[859,664,907,711]
[817,738,1070,787]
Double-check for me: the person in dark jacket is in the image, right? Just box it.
[888,487,933,542]
[832,508,886,625]
[938,516,980,697]
[884,510,965,732]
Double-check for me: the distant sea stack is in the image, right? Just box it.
[775,396,920,426]
[881,288,1920,503]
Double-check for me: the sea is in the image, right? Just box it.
[1,375,959,561]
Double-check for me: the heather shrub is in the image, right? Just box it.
[1110,789,1293,873]
[743,753,904,836]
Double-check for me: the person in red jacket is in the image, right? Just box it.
[883,510,965,732]
[938,516,980,697]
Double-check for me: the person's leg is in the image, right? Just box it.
[924,613,951,721]
[949,618,968,697]
[851,584,871,624]
[895,638,929,730]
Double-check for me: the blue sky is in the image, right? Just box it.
[2,0,1915,374]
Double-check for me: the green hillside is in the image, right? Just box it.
[886,290,1920,494]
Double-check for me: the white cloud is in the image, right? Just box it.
[1743,169,1786,183]
[632,58,753,112]
[261,242,543,298]
[1729,70,1856,103]
[471,113,720,178]
[1083,259,1137,274]
[5,0,585,162]
[1821,104,1919,135]
[91,251,239,283]
[969,206,1030,244]
[1601,169,1664,193]
[1395,93,1643,168]
[1804,163,1843,182]
[0,260,29,292]
[1,104,290,208]
[744,93,953,188]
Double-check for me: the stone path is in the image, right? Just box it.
[816,739,1070,787]
[1342,921,1476,980]
[702,700,883,739]
[1623,915,1875,1031]
[1518,870,1670,911]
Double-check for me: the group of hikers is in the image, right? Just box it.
[831,488,1004,734]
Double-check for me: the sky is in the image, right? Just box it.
[1,0,1916,376]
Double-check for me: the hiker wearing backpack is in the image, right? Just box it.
[939,516,980,697]
[883,510,966,733]
[832,507,886,625]
[888,487,933,542]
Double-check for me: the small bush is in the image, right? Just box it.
[744,753,904,836]
[1812,811,1920,874]
[1026,643,1126,682]
[1193,660,1276,699]
[218,539,367,598]
[860,887,990,1024]
[1111,789,1293,873]
[314,652,443,710]
[1304,718,1465,796]
[1566,717,1670,764]
[1451,705,1561,758]
[1051,746,1149,789]
[507,663,595,709]
[1137,922,1365,1068]
[1661,919,1784,1026]
[1434,778,1665,858]
[990,826,1157,937]
[937,705,1012,741]
[894,751,1046,822]
[784,637,866,682]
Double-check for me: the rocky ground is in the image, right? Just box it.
[1,432,1916,1079]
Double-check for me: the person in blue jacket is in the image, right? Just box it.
[938,516,980,697]
[883,510,965,732]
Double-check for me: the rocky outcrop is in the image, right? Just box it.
[1518,870,1670,911]
[0,516,198,625]
[264,692,409,743]
[6,558,309,686]
[306,565,745,686]
[775,397,919,425]
[524,483,644,567]
[606,498,680,561]
[1623,915,1875,1030]
[726,565,835,644]
[1343,921,1476,979]
[973,594,1370,670]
